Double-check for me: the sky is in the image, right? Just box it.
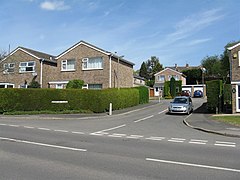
[0,0,239,70]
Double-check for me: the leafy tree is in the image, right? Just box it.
[139,62,148,79]
[66,79,84,89]
[145,56,163,80]
[170,77,176,97]
[182,69,202,84]
[201,55,222,80]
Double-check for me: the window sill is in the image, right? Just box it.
[61,69,76,72]
[82,68,103,71]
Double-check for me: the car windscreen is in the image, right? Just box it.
[173,98,187,104]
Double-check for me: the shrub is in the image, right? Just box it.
[0,87,148,113]
[66,79,84,89]
[206,80,223,113]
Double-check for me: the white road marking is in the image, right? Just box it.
[8,124,19,127]
[38,128,50,131]
[54,129,69,133]
[0,136,87,152]
[95,124,126,133]
[146,136,165,141]
[158,109,168,114]
[168,138,186,143]
[146,158,240,173]
[126,135,144,139]
[71,131,85,135]
[214,141,236,147]
[189,139,208,145]
[108,133,126,137]
[134,115,154,123]
[0,123,7,126]
[23,126,35,129]
[90,132,104,136]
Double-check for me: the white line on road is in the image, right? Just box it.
[8,124,19,127]
[71,131,85,135]
[0,137,87,152]
[158,109,168,114]
[146,158,240,173]
[168,138,186,143]
[126,135,144,139]
[134,115,154,123]
[54,129,69,133]
[38,128,50,131]
[0,123,7,126]
[23,126,35,129]
[214,141,236,147]
[189,139,208,145]
[95,124,126,133]
[146,137,165,141]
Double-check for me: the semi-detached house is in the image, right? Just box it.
[0,40,134,89]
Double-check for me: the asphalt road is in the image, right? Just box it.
[0,98,240,180]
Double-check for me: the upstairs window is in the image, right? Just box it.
[61,59,76,71]
[19,61,35,73]
[82,57,103,70]
[3,63,15,73]
[158,75,165,82]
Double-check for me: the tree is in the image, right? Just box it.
[201,55,222,80]
[182,69,202,84]
[145,56,163,80]
[170,77,176,98]
[66,79,84,89]
[139,62,148,79]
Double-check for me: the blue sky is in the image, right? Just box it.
[0,0,239,70]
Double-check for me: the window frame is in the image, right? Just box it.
[19,61,35,73]
[61,59,76,71]
[3,63,15,73]
[82,57,103,70]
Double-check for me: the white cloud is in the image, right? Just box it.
[40,1,70,11]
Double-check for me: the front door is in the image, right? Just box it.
[236,85,240,112]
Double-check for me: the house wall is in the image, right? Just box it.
[229,46,240,113]
[155,69,186,85]
[0,50,41,88]
[52,44,133,89]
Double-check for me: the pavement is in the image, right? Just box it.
[183,102,240,138]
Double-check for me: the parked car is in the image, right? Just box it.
[181,90,191,97]
[168,96,194,114]
[193,90,203,98]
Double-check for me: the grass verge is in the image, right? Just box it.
[212,116,240,126]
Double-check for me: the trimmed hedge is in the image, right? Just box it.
[164,80,182,98]
[0,86,149,113]
[206,80,223,112]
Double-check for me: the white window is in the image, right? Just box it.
[56,84,64,89]
[3,63,15,73]
[19,61,35,73]
[88,84,102,89]
[158,75,165,82]
[61,59,76,71]
[82,57,103,70]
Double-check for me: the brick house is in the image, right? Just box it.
[227,43,240,113]
[0,41,134,89]
[154,68,186,96]
[0,47,56,88]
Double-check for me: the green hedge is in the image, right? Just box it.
[0,87,149,113]
[164,80,182,98]
[206,80,223,112]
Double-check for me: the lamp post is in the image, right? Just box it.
[201,67,206,84]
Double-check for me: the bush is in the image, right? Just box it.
[66,79,84,89]
[0,87,148,113]
[206,80,223,113]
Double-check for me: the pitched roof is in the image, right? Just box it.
[56,40,135,66]
[227,42,240,51]
[1,47,56,63]
[166,64,200,72]
[154,67,184,76]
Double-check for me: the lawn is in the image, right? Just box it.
[212,116,240,126]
